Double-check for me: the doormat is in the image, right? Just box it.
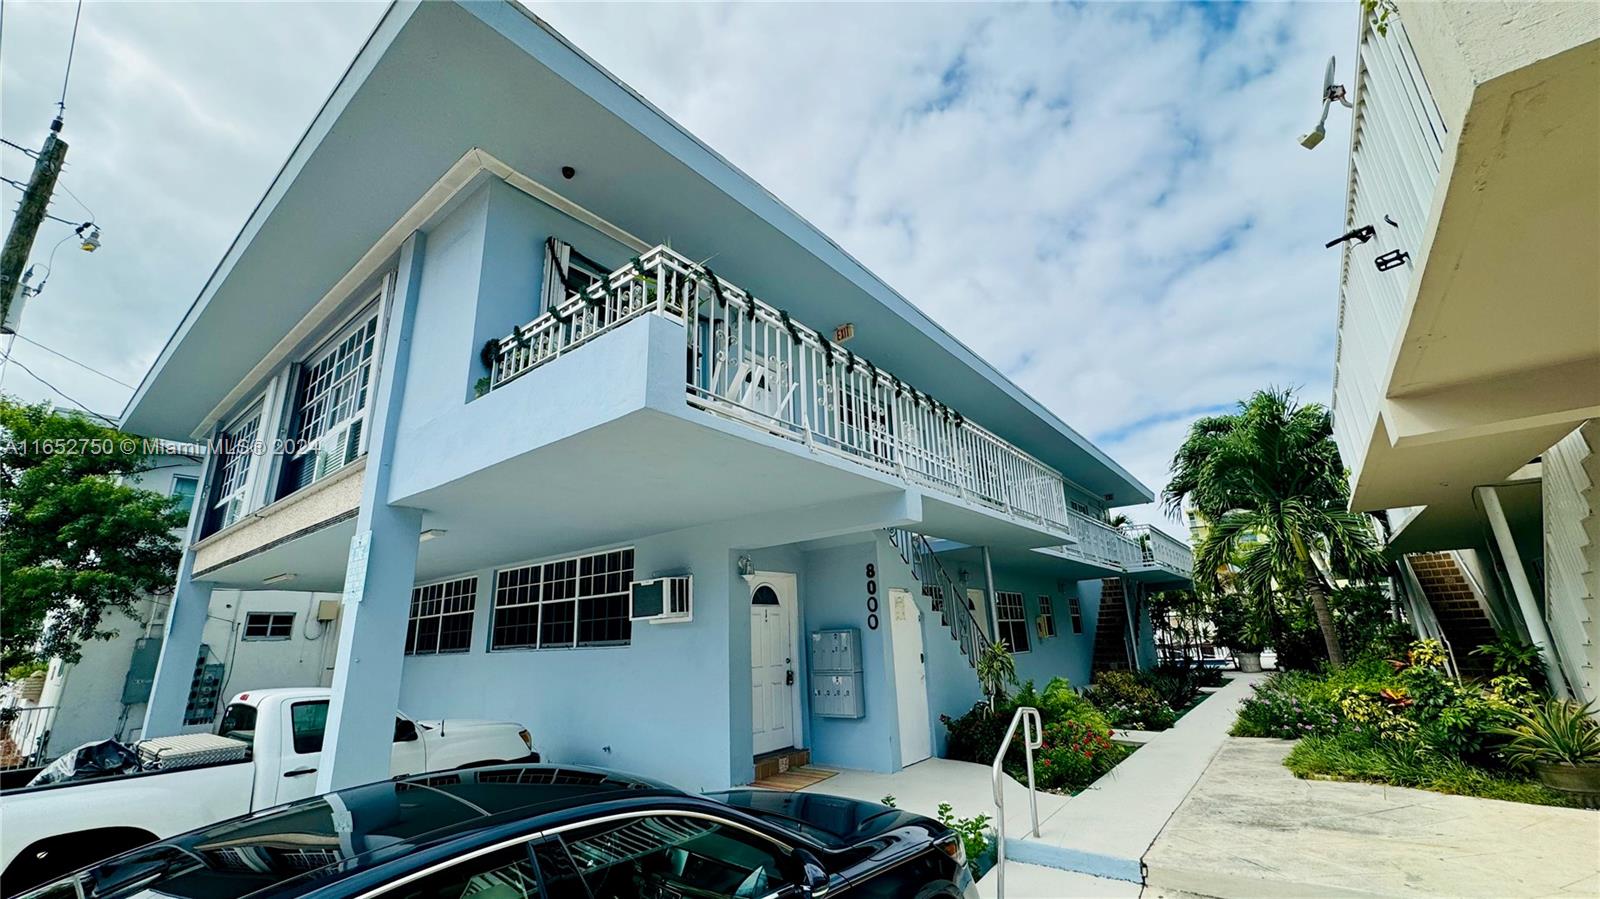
[750,766,838,792]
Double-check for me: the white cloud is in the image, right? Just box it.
[1,0,1357,532]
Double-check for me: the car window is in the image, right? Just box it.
[290,700,329,754]
[377,845,540,898]
[217,701,258,747]
[556,814,791,899]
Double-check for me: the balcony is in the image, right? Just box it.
[488,245,1072,535]
[1123,524,1194,582]
[1041,514,1192,584]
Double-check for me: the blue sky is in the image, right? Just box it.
[0,1,1356,528]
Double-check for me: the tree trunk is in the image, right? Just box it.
[1307,580,1345,668]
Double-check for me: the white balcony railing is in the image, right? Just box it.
[1063,509,1138,569]
[489,246,1071,531]
[1125,524,1193,577]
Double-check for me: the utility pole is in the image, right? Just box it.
[1,117,69,335]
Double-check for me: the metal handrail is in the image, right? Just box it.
[992,705,1042,898]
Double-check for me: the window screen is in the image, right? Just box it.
[493,549,634,650]
[243,612,294,640]
[406,576,477,655]
[995,591,1031,653]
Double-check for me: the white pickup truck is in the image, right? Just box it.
[0,687,537,895]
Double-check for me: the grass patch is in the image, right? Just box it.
[1285,732,1577,807]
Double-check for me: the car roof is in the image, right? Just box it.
[55,765,679,899]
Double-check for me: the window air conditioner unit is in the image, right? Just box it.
[630,575,692,623]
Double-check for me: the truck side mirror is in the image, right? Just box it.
[394,717,418,743]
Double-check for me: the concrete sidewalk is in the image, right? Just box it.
[1005,672,1266,882]
[1144,738,1600,898]
[797,757,1072,839]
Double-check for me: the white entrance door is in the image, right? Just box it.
[750,574,799,756]
[890,588,932,766]
[967,588,991,639]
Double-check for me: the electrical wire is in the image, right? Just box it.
[0,349,120,423]
[1,137,35,157]
[14,332,135,388]
[55,179,94,223]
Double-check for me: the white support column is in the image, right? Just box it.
[1122,581,1140,671]
[143,434,221,737]
[981,545,999,639]
[317,232,426,794]
[1477,486,1572,696]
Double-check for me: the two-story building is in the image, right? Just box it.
[122,0,1191,794]
[1329,5,1597,694]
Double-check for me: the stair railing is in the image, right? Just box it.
[992,705,1043,899]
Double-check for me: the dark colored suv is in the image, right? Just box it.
[19,764,977,899]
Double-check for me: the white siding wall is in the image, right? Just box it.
[1330,16,1448,477]
[1543,422,1598,704]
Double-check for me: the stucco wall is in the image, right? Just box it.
[40,589,338,752]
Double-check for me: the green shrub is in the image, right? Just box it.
[1495,699,1600,768]
[1087,671,1177,730]
[941,677,1130,793]
[1286,731,1576,807]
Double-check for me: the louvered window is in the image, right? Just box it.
[280,309,378,497]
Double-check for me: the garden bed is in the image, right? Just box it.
[1230,640,1597,808]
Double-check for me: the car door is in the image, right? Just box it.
[275,700,420,804]
[390,713,427,776]
[540,811,807,899]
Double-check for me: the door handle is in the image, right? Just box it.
[283,767,318,778]
[786,670,795,686]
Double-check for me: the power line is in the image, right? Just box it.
[1,137,36,157]
[15,332,134,388]
[0,349,119,423]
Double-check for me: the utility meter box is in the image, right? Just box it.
[810,628,863,719]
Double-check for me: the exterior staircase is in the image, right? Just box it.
[1092,578,1132,671]
[1406,551,1497,677]
[886,529,992,668]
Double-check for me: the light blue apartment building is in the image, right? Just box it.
[122,0,1192,794]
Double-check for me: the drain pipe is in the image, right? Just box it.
[981,546,1000,641]
[1475,486,1571,696]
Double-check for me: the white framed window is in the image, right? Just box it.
[281,305,380,496]
[243,612,294,641]
[995,591,1031,653]
[406,576,477,655]
[1037,595,1057,638]
[492,548,634,650]
[169,474,199,523]
[207,401,264,534]
[1068,594,1084,634]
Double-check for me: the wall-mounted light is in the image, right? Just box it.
[420,528,448,542]
[737,555,755,577]
[263,572,296,585]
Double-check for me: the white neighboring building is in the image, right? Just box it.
[24,455,341,759]
[1330,4,1598,695]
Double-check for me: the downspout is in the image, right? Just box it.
[981,546,999,640]
[1122,581,1139,671]
[1476,486,1572,697]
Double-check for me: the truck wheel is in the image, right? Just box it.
[2,827,158,898]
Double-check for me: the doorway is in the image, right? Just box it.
[889,588,932,766]
[750,572,800,756]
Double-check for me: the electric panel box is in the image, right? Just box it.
[810,673,865,719]
[809,628,861,675]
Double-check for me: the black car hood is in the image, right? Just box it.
[705,789,931,849]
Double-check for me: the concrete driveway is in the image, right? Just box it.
[1144,738,1600,898]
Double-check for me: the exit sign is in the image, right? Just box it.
[833,323,856,343]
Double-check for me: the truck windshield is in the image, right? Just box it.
[216,702,257,749]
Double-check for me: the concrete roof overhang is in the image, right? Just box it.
[121,0,1151,506]
[1348,34,1600,536]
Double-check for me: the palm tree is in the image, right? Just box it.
[1162,388,1383,668]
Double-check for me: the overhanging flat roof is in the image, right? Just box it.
[123,0,1153,505]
